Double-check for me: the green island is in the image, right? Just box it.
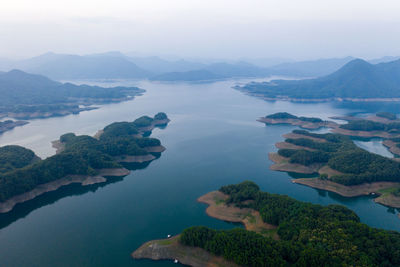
[262,112,400,208]
[0,113,169,213]
[258,112,337,129]
[133,181,400,266]
[0,70,145,120]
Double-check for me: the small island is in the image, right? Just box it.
[133,181,400,266]
[258,112,337,129]
[262,112,400,208]
[0,113,169,213]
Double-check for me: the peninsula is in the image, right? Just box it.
[0,113,169,213]
[262,112,400,208]
[0,120,29,135]
[133,181,400,266]
[0,70,145,120]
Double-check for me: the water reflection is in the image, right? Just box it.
[0,155,161,230]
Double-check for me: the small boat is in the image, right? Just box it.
[174,259,178,263]
[167,234,171,238]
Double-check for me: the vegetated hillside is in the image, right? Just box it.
[15,52,151,79]
[239,59,400,99]
[0,113,168,202]
[0,69,144,116]
[280,130,400,185]
[180,181,400,266]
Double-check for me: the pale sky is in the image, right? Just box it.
[1,0,400,59]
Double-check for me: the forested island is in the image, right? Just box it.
[258,112,337,129]
[0,69,144,119]
[133,181,400,266]
[0,113,169,213]
[237,59,400,101]
[262,112,400,208]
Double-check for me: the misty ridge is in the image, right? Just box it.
[0,51,399,82]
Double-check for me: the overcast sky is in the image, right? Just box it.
[1,0,400,60]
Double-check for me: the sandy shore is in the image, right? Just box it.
[268,152,319,174]
[132,235,240,267]
[132,190,277,266]
[293,178,400,208]
[144,145,166,153]
[51,140,65,154]
[0,167,130,213]
[114,154,156,163]
[275,141,316,151]
[198,191,276,234]
[383,140,400,156]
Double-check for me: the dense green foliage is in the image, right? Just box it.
[133,116,154,127]
[0,70,144,116]
[181,181,400,266]
[0,145,39,173]
[265,112,297,119]
[279,130,400,185]
[376,112,397,120]
[340,120,386,131]
[239,59,400,99]
[0,114,167,202]
[265,112,322,123]
[278,149,329,166]
[339,119,400,133]
[154,112,168,121]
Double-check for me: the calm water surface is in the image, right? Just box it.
[0,79,399,266]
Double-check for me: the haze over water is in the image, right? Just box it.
[0,79,399,266]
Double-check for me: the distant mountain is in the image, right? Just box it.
[149,70,226,82]
[128,56,206,74]
[238,59,400,100]
[0,70,144,119]
[150,62,270,81]
[202,62,268,77]
[240,57,294,68]
[368,56,400,64]
[266,57,355,77]
[14,52,151,80]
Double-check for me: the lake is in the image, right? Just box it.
[0,79,399,266]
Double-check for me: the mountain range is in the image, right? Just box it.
[0,52,399,82]
[237,58,400,99]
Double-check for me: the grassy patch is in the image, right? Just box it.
[245,213,256,224]
[157,239,174,246]
[378,187,399,195]
[214,197,225,206]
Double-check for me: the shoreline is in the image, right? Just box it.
[132,190,276,266]
[132,235,240,267]
[257,117,336,130]
[293,178,400,208]
[242,91,400,102]
[0,167,130,213]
